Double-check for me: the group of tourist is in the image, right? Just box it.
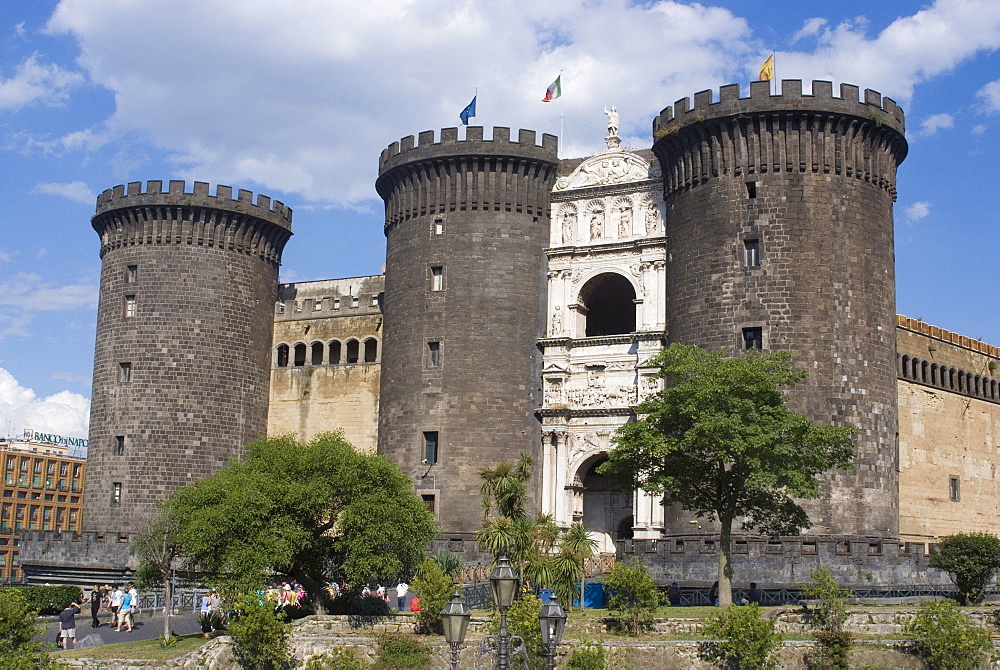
[56,582,139,649]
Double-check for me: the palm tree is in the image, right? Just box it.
[557,523,598,610]
[479,453,533,521]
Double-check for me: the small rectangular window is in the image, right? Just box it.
[421,494,436,514]
[423,431,438,465]
[124,295,137,318]
[744,239,760,267]
[333,297,341,310]
[276,302,285,314]
[126,265,137,283]
[313,298,323,311]
[114,436,125,456]
[427,341,441,368]
[371,295,379,307]
[119,362,132,382]
[111,482,122,505]
[351,296,359,308]
[949,475,960,502]
[742,327,763,350]
[434,218,444,235]
[430,266,444,292]
[746,181,757,198]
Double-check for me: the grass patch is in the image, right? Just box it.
[52,633,209,661]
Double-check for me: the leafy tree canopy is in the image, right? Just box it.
[163,432,437,610]
[602,344,856,605]
[929,532,1000,604]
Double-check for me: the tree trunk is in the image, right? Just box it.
[579,566,586,612]
[289,567,328,615]
[717,515,734,607]
[162,561,172,641]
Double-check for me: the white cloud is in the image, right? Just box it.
[31,180,95,205]
[0,367,89,439]
[976,79,1000,112]
[0,273,98,341]
[45,0,755,204]
[0,53,84,110]
[773,0,1000,105]
[38,0,1000,208]
[791,17,828,43]
[918,113,955,136]
[0,250,11,263]
[905,201,932,222]
[972,123,987,133]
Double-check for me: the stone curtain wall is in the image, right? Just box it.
[896,317,1000,543]
[375,128,558,547]
[85,181,292,534]
[652,80,907,540]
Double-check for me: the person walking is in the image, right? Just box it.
[109,584,123,629]
[87,585,102,627]
[57,601,81,649]
[395,581,408,611]
[117,587,133,632]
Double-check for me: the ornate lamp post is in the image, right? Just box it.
[538,594,567,670]
[441,591,472,669]
[490,551,520,669]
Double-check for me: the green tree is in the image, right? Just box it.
[0,588,57,669]
[228,595,292,670]
[602,344,856,606]
[132,508,182,642]
[602,559,660,635]
[410,557,455,633]
[904,600,993,670]
[800,567,854,669]
[929,532,1000,605]
[552,523,598,610]
[163,432,437,612]
[700,603,782,670]
[487,590,545,670]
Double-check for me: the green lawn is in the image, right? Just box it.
[51,634,209,661]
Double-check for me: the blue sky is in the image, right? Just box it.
[1,0,998,439]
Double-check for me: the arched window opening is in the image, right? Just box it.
[901,356,910,379]
[293,343,306,367]
[910,358,920,380]
[329,341,342,365]
[311,342,324,366]
[346,340,360,364]
[921,360,928,383]
[616,515,635,541]
[276,344,289,368]
[364,338,378,363]
[931,364,939,386]
[579,273,636,337]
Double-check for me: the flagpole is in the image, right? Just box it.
[559,70,565,158]
[771,52,776,95]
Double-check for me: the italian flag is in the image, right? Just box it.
[542,74,561,102]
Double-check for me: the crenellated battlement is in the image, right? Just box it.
[378,126,558,175]
[653,79,905,136]
[96,180,292,229]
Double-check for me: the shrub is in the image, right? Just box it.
[929,532,1000,604]
[0,588,57,668]
[18,585,83,615]
[303,648,370,670]
[227,596,291,670]
[904,600,993,670]
[602,559,659,635]
[566,640,607,669]
[410,557,456,633]
[800,567,853,669]
[487,591,545,670]
[374,634,431,669]
[699,603,782,670]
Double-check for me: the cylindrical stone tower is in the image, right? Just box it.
[651,80,907,539]
[375,127,559,549]
[85,180,292,533]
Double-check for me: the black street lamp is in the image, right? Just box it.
[489,550,520,669]
[440,591,471,670]
[538,594,567,670]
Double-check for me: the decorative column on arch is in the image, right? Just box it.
[632,489,665,539]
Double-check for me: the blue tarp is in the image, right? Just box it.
[572,583,606,608]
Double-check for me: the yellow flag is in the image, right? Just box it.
[759,54,775,81]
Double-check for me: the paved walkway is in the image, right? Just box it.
[44,610,205,650]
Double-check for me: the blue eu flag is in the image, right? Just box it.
[459,96,477,125]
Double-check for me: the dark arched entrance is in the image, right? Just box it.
[579,273,636,336]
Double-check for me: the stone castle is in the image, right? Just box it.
[20,80,1000,586]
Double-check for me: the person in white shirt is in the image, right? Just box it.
[396,581,409,611]
[109,585,124,628]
